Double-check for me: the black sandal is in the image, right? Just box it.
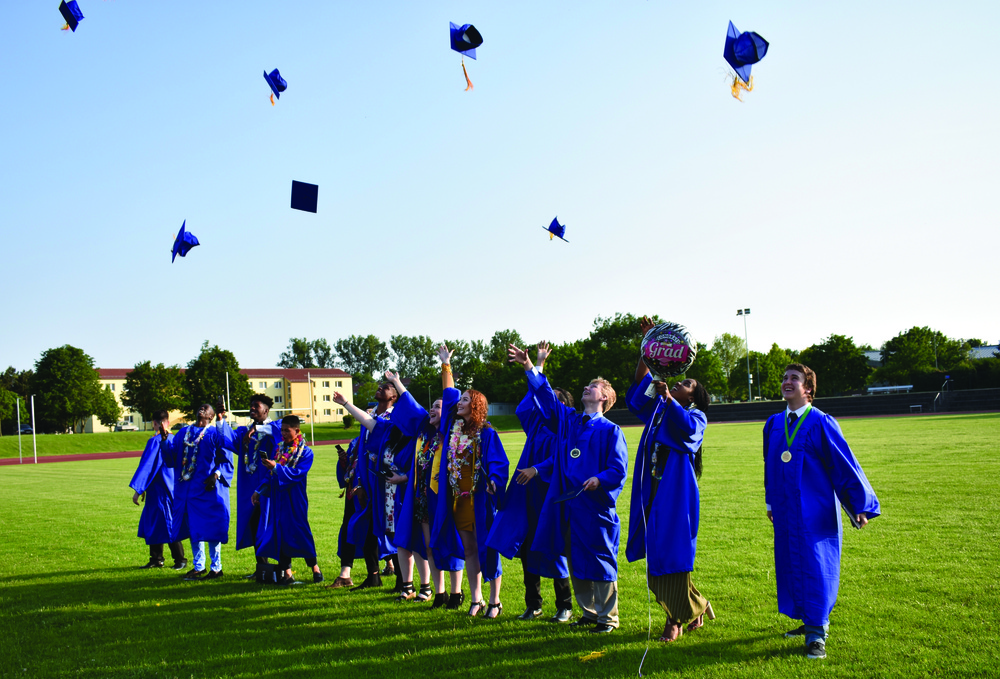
[446,592,465,610]
[468,599,486,617]
[485,602,503,619]
[415,583,433,602]
[395,582,416,602]
[430,593,448,609]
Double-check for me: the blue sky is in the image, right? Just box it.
[3,0,997,372]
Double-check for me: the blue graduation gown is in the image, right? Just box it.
[255,444,317,561]
[764,406,881,626]
[486,392,569,579]
[430,387,509,581]
[163,422,236,544]
[525,369,628,582]
[129,433,178,545]
[625,374,706,575]
[346,408,413,559]
[233,421,280,551]
[390,390,464,572]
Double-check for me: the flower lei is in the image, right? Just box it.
[447,420,483,509]
[180,424,211,481]
[416,432,440,487]
[273,433,306,469]
[244,422,270,474]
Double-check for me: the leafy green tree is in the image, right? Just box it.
[406,365,443,409]
[0,387,16,436]
[278,337,317,368]
[335,335,392,380]
[469,330,527,403]
[763,344,793,399]
[31,345,103,433]
[390,335,437,378]
[799,335,871,396]
[311,339,336,368]
[121,361,187,430]
[352,375,379,409]
[442,339,482,391]
[0,367,32,400]
[712,333,747,382]
[95,386,122,430]
[540,339,588,404]
[685,343,727,399]
[577,313,661,408]
[875,327,969,385]
[183,341,254,420]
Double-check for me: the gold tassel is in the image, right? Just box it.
[61,23,70,30]
[731,75,754,101]
[549,233,554,240]
[462,58,473,92]
[270,93,275,106]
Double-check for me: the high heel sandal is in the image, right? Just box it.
[484,602,503,619]
[446,592,465,610]
[658,619,683,642]
[468,599,486,617]
[415,583,433,603]
[430,593,448,609]
[395,582,416,602]
[687,602,716,632]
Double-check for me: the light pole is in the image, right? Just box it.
[737,308,752,402]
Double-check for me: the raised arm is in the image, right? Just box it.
[634,315,656,384]
[438,344,455,390]
[333,391,376,432]
[535,341,551,373]
[384,370,406,395]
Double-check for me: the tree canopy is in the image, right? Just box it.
[334,335,392,380]
[798,335,871,396]
[121,361,186,429]
[184,341,254,419]
[31,345,103,433]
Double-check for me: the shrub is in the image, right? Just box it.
[343,414,355,429]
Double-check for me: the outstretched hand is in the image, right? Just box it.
[438,344,454,365]
[515,467,537,485]
[640,315,656,336]
[535,341,552,365]
[332,391,348,406]
[508,344,530,367]
[384,370,405,392]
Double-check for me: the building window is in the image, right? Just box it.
[126,415,133,423]
[274,396,283,404]
[323,395,331,401]
[258,381,266,388]
[336,381,343,387]
[110,383,115,391]
[323,409,331,416]
[322,380,330,388]
[337,408,344,415]
[273,381,281,388]
[313,396,316,402]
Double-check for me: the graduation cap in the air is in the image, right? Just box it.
[724,21,768,99]
[263,68,287,106]
[544,217,568,242]
[290,181,318,213]
[59,0,84,32]
[171,220,200,263]
[450,22,483,91]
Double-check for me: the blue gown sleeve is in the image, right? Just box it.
[533,455,555,483]
[525,369,568,433]
[211,424,235,487]
[593,426,628,502]
[626,374,658,424]
[392,392,429,437]
[438,387,463,438]
[482,428,509,489]
[130,435,166,494]
[515,393,536,434]
[272,448,314,488]
[821,416,881,519]
[162,430,180,467]
[657,400,706,453]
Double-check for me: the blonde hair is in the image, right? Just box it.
[590,377,616,412]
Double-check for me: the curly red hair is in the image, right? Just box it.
[461,389,489,435]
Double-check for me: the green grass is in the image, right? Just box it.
[1,414,997,678]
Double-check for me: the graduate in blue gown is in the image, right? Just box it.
[428,345,509,618]
[384,366,466,608]
[252,415,323,584]
[625,316,715,642]
[232,395,280,575]
[328,438,360,589]
[335,380,410,591]
[487,342,573,622]
[129,410,186,570]
[764,363,880,660]
[508,344,628,633]
[163,403,235,580]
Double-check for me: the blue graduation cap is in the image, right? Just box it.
[263,68,287,105]
[59,1,84,32]
[724,21,769,84]
[171,220,200,263]
[290,180,318,213]
[449,22,483,59]
[544,217,568,242]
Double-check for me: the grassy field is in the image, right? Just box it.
[0,413,997,678]
[0,417,525,460]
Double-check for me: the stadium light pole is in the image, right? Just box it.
[737,309,752,402]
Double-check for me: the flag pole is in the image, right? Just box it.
[16,397,22,464]
[307,372,315,447]
[30,395,38,464]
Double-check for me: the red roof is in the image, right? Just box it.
[99,367,351,382]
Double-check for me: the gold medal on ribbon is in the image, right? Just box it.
[781,451,792,463]
[570,448,581,459]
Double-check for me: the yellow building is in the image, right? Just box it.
[86,368,354,433]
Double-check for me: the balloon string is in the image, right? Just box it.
[731,75,754,101]
[462,58,474,91]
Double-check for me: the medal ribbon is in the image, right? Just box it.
[783,405,812,450]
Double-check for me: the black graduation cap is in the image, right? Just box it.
[553,486,585,503]
[59,0,84,32]
[290,181,318,213]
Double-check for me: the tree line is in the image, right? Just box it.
[1,319,996,434]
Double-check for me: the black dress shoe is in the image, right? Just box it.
[518,607,543,620]
[203,570,224,581]
[349,573,382,592]
[313,571,325,584]
[446,592,465,610]
[140,560,165,569]
[183,569,207,580]
[549,608,573,623]
[171,560,188,571]
[590,623,615,634]
[569,618,597,627]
